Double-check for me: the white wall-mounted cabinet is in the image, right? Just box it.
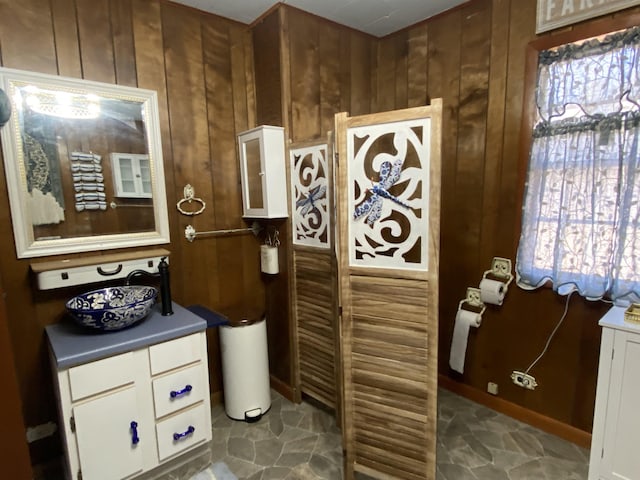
[238,125,288,218]
[49,327,211,480]
[111,153,152,198]
[589,306,640,480]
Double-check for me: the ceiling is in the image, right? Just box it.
[171,0,469,37]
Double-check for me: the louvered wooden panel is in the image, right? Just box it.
[336,103,442,480]
[294,247,339,408]
[351,275,432,480]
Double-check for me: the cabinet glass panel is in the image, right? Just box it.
[245,138,264,209]
[140,158,152,195]
[119,158,136,194]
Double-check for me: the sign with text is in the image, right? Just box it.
[537,0,640,33]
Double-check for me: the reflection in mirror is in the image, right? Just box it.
[0,67,169,258]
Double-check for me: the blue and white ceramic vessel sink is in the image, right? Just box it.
[66,286,158,332]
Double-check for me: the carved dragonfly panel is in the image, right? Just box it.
[348,119,430,270]
[290,144,330,249]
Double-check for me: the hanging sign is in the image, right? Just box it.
[537,0,640,33]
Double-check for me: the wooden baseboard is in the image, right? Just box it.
[438,374,592,449]
[270,374,296,402]
[209,390,223,406]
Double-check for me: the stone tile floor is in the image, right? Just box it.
[212,388,590,480]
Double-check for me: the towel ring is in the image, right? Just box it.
[177,184,206,216]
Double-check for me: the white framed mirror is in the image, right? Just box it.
[0,67,170,258]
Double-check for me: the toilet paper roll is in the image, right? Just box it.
[260,245,279,274]
[449,308,482,374]
[479,278,506,305]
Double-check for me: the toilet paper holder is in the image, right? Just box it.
[459,287,486,316]
[483,257,513,287]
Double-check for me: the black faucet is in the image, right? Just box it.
[125,257,174,316]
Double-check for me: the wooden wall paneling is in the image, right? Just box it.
[262,221,294,393]
[204,18,238,229]
[131,0,181,298]
[319,23,341,138]
[109,0,137,87]
[424,11,462,376]
[241,29,257,129]
[394,34,409,109]
[338,30,352,116]
[50,0,82,78]
[496,0,536,256]
[490,0,561,413]
[288,10,321,142]
[571,301,607,432]
[230,27,254,135]
[203,19,242,311]
[253,12,283,127]
[348,33,374,116]
[407,27,428,108]
[76,0,116,83]
[161,3,214,306]
[0,0,58,73]
[480,0,510,271]
[464,0,513,413]
[375,36,398,112]
[451,0,491,286]
[0,280,34,479]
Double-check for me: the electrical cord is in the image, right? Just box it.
[523,290,575,376]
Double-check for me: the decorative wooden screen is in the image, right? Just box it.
[335,102,442,480]
[290,143,330,248]
[289,141,340,411]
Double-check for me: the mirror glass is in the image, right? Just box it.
[0,67,170,258]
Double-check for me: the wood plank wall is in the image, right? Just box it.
[252,7,376,397]
[0,0,262,464]
[375,0,640,434]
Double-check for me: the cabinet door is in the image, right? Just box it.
[111,153,152,198]
[238,126,288,218]
[239,132,266,216]
[73,387,144,480]
[601,330,640,480]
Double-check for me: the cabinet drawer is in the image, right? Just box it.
[152,364,206,419]
[155,403,209,462]
[68,351,135,401]
[149,333,203,375]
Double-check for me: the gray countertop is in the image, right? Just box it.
[46,302,207,369]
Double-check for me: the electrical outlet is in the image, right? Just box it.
[487,382,499,395]
[511,370,537,390]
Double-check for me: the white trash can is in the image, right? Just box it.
[219,309,271,421]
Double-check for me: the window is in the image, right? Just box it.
[516,26,640,306]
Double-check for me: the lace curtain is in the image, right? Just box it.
[516,27,640,306]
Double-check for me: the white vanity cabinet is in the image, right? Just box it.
[237,125,288,218]
[589,306,640,480]
[47,304,211,480]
